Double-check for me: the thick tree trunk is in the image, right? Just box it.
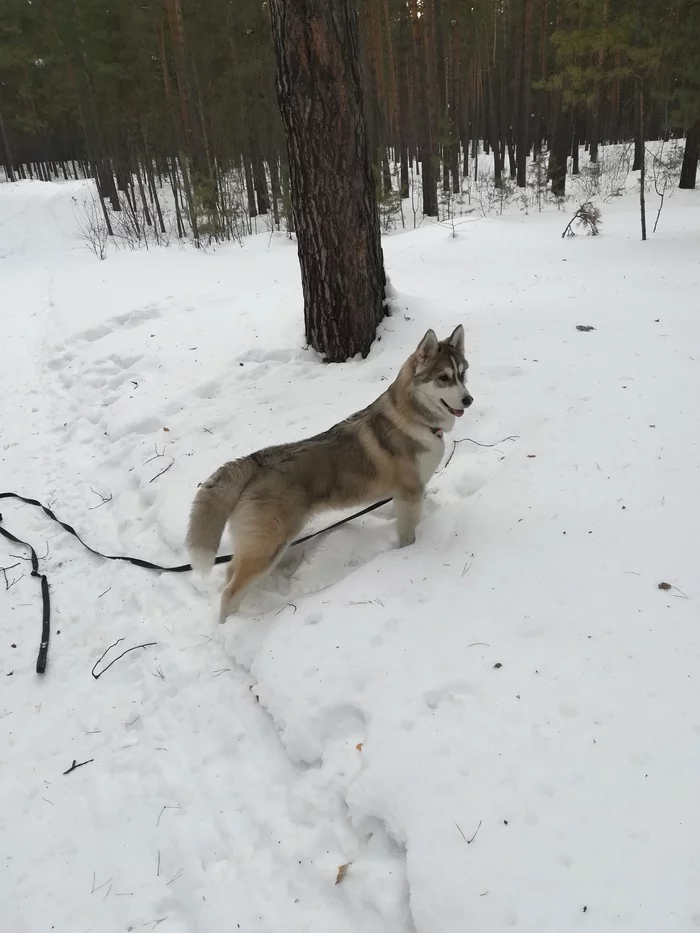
[679,120,700,190]
[269,0,386,362]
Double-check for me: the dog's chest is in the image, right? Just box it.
[417,436,444,485]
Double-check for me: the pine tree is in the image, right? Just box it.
[269,0,386,362]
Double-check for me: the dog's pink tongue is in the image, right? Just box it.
[454,408,464,417]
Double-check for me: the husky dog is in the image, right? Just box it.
[187,326,472,620]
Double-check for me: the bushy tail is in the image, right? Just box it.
[186,458,256,575]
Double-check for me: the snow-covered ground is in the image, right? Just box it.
[1,177,699,933]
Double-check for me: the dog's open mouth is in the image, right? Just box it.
[441,400,464,417]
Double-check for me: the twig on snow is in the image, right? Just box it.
[144,443,167,464]
[1,563,21,590]
[149,461,173,484]
[89,487,113,510]
[63,758,94,776]
[443,435,519,470]
[156,805,182,826]
[92,638,157,679]
[91,872,112,894]
[456,820,483,844]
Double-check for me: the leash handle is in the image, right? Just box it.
[0,510,51,674]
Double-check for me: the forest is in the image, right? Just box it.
[1,0,698,246]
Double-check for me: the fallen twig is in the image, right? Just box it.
[63,757,94,776]
[89,488,113,510]
[144,443,167,464]
[466,820,483,844]
[456,819,483,844]
[149,461,173,484]
[92,638,157,679]
[1,563,21,590]
[91,872,112,894]
[443,435,519,470]
[156,804,182,826]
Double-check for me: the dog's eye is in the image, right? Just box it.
[438,374,450,384]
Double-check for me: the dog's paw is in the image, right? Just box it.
[397,533,416,548]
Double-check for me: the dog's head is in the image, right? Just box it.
[412,325,473,421]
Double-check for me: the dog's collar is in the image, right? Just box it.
[430,427,443,438]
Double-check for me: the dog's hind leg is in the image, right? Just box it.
[218,499,300,621]
[219,543,288,621]
[394,489,423,547]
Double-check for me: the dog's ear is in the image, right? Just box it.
[415,329,439,370]
[446,324,465,357]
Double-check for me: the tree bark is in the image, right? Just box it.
[516,0,533,187]
[269,0,386,362]
[550,104,570,197]
[0,111,16,182]
[638,82,646,241]
[679,120,700,190]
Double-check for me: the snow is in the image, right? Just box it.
[1,176,700,933]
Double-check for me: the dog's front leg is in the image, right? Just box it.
[394,489,423,547]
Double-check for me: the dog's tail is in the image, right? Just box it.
[186,457,257,575]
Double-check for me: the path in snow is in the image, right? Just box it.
[1,181,413,933]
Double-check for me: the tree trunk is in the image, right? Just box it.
[269,154,282,229]
[269,0,386,362]
[243,159,257,218]
[571,117,579,175]
[679,120,700,190]
[0,111,16,182]
[638,82,646,241]
[550,105,569,197]
[516,0,533,188]
[252,155,270,215]
[397,6,411,198]
[419,0,439,216]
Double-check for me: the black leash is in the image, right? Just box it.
[0,511,50,674]
[0,492,392,675]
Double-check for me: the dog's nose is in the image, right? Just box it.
[463,394,473,408]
